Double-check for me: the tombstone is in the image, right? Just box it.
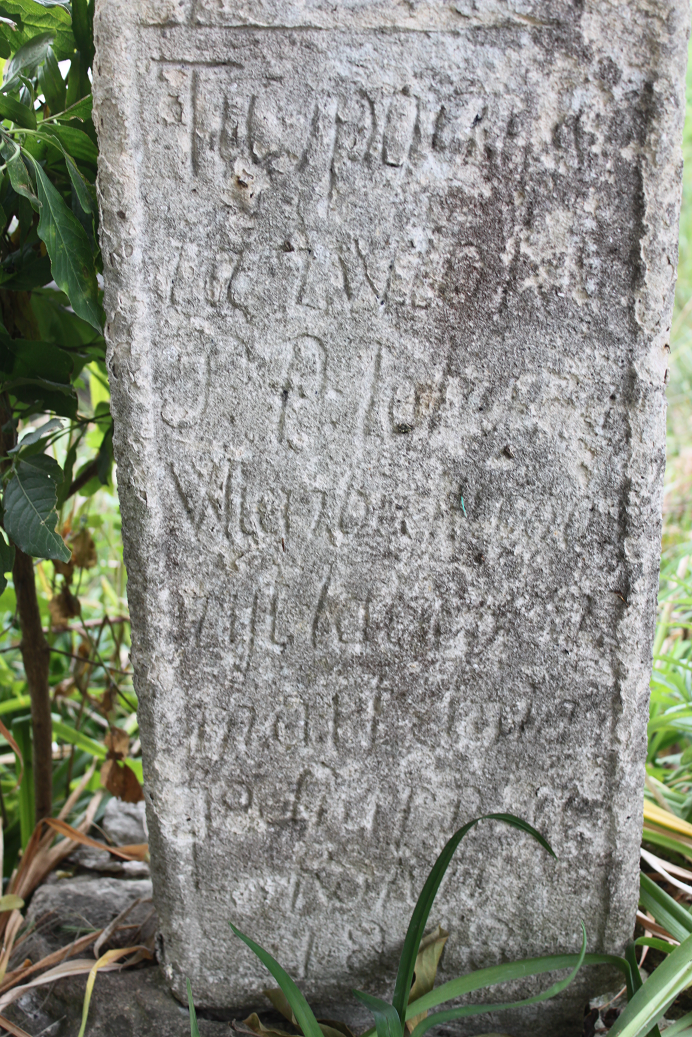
[92,2,688,1033]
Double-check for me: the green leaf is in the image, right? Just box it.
[3,29,53,89]
[607,933,692,1037]
[38,44,66,114]
[39,121,97,166]
[407,924,588,1037]
[0,92,36,129]
[71,0,94,69]
[9,417,63,455]
[11,340,73,384]
[0,1,74,63]
[404,949,627,1021]
[3,454,69,561]
[392,814,555,1027]
[0,4,22,29]
[664,1012,692,1037]
[0,532,14,594]
[97,419,113,484]
[229,924,324,1037]
[51,717,106,759]
[4,146,39,205]
[31,285,103,351]
[26,154,101,331]
[0,246,51,290]
[187,979,200,1037]
[55,92,92,123]
[65,48,89,109]
[634,938,675,955]
[352,992,403,1037]
[640,872,692,943]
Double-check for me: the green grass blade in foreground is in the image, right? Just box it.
[391,814,555,1026]
[640,873,692,943]
[352,990,403,1037]
[607,932,692,1037]
[361,949,631,1037]
[229,924,323,1037]
[187,979,200,1037]
[405,928,601,1020]
[406,923,587,1037]
[625,940,662,1037]
[662,1012,692,1037]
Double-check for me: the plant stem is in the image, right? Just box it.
[12,547,52,821]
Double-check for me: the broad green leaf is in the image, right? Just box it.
[31,285,103,350]
[640,872,692,943]
[0,249,51,290]
[3,29,53,89]
[71,0,94,68]
[4,146,38,206]
[65,48,89,108]
[0,4,22,28]
[353,991,403,1037]
[9,417,63,455]
[51,718,107,759]
[3,454,69,561]
[38,44,65,114]
[39,121,97,166]
[408,924,587,1037]
[0,1,74,62]
[11,340,73,384]
[229,924,324,1037]
[26,154,101,331]
[392,814,555,1027]
[607,933,692,1037]
[55,92,92,122]
[0,532,14,594]
[0,92,35,129]
[187,979,200,1037]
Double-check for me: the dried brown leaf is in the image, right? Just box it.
[317,1021,356,1037]
[52,557,74,583]
[104,727,129,758]
[100,759,144,803]
[42,818,147,861]
[70,529,97,569]
[0,1011,33,1036]
[406,925,449,1034]
[49,585,81,629]
[264,988,297,1025]
[241,1013,296,1037]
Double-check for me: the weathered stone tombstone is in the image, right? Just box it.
[93,1,688,1033]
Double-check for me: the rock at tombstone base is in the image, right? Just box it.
[92,1,688,1034]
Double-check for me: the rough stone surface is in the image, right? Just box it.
[92,2,688,1033]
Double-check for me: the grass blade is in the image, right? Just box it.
[229,923,323,1037]
[663,1011,692,1036]
[407,923,587,1037]
[391,814,555,1026]
[607,933,692,1037]
[352,990,403,1037]
[187,978,200,1037]
[640,873,692,943]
